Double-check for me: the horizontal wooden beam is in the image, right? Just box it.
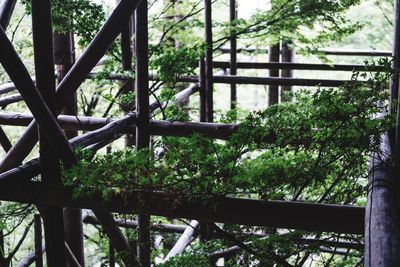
[218,47,392,57]
[83,215,188,234]
[0,112,240,140]
[212,75,352,87]
[213,61,385,72]
[0,181,364,234]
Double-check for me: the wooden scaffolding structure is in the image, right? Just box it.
[0,0,399,266]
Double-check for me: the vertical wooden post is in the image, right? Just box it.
[109,241,115,267]
[135,1,151,266]
[53,19,85,266]
[365,129,400,266]
[268,44,280,106]
[204,0,213,122]
[229,0,237,112]
[199,0,215,240]
[391,0,400,113]
[280,41,294,102]
[199,59,206,122]
[121,15,135,147]
[31,0,66,266]
[34,214,43,267]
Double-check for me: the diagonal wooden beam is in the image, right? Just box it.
[0,0,16,29]
[0,0,144,173]
[0,26,77,167]
[0,0,17,154]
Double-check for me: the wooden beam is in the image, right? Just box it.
[365,129,400,266]
[54,23,84,267]
[0,112,241,140]
[31,1,67,265]
[0,182,364,234]
[83,215,188,233]
[213,61,385,72]
[204,0,213,122]
[229,0,237,111]
[218,47,392,57]
[0,26,77,167]
[0,0,144,173]
[199,59,206,122]
[135,0,151,265]
[281,42,294,102]
[268,44,280,106]
[94,211,140,267]
[34,214,43,267]
[0,0,16,29]
[212,75,352,87]
[164,220,199,261]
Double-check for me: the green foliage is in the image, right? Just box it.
[158,241,224,267]
[215,0,363,53]
[21,0,105,46]
[63,67,392,205]
[150,44,205,84]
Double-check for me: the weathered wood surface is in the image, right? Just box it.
[31,1,68,265]
[0,182,364,234]
[0,112,240,140]
[365,129,400,266]
[135,1,151,265]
